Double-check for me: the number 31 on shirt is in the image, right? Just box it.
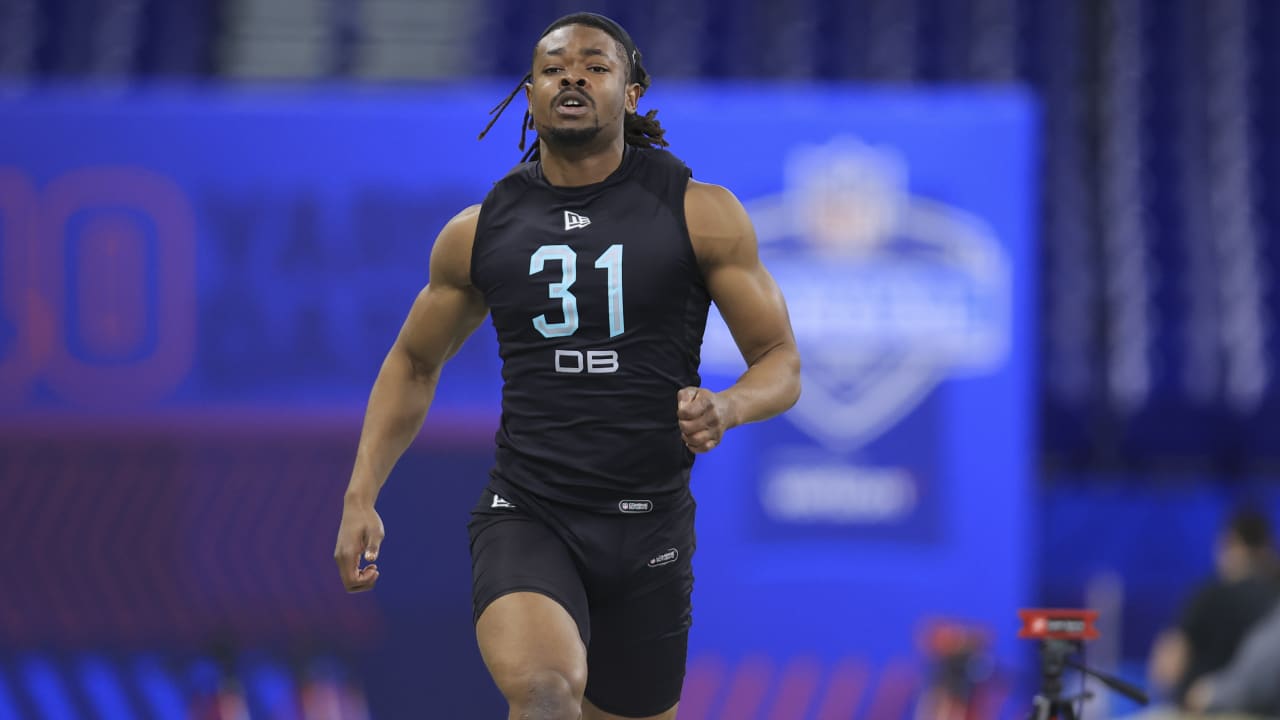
[529,244,624,338]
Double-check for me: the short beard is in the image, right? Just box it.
[541,123,603,151]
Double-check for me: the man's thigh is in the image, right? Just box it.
[476,591,587,697]
[469,487,594,705]
[581,495,695,718]
[468,487,592,644]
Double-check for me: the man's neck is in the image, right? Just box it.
[539,137,626,187]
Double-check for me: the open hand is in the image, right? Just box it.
[334,499,384,593]
[677,386,733,453]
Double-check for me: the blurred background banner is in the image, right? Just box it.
[0,87,512,418]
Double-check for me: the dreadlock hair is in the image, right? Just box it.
[477,12,669,162]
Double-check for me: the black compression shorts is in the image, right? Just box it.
[468,484,696,717]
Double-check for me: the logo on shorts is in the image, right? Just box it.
[648,548,679,568]
[491,494,516,509]
[618,499,652,514]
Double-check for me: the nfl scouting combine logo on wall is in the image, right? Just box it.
[700,137,1012,531]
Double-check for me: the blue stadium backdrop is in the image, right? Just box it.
[0,85,1037,718]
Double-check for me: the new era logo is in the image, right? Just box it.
[491,494,516,509]
[564,210,591,230]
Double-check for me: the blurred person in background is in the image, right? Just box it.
[334,11,800,720]
[1183,598,1280,717]
[1147,509,1280,711]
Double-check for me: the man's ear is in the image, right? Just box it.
[625,82,641,114]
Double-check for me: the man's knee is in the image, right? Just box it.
[501,667,587,719]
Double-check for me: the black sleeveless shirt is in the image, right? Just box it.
[471,147,710,511]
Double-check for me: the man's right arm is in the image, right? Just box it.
[345,205,486,504]
[335,205,487,592]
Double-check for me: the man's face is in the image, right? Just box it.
[526,25,639,151]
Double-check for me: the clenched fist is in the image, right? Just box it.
[677,386,734,453]
[334,498,384,593]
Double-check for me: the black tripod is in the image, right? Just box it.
[1028,639,1149,720]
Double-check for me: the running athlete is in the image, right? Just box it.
[334,12,800,720]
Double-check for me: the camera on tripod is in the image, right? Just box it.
[1018,609,1149,720]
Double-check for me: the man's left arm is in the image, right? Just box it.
[678,180,801,453]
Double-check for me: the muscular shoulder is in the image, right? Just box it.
[429,204,481,288]
[683,179,754,268]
